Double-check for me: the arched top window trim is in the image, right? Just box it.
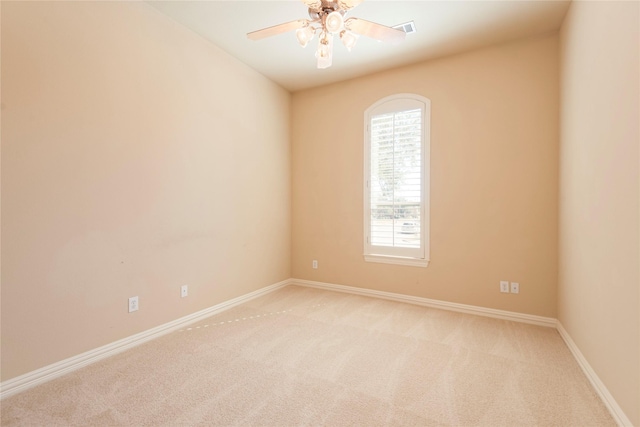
[363,93,431,267]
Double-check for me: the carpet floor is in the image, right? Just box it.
[1,285,615,426]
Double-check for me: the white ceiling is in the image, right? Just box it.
[148,0,570,92]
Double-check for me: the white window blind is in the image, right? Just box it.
[364,95,430,266]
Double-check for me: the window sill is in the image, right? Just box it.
[364,254,429,267]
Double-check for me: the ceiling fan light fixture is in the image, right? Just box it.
[324,11,344,34]
[340,30,358,51]
[247,0,408,69]
[315,37,330,59]
[296,25,315,47]
[315,34,333,69]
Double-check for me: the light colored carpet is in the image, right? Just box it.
[1,285,615,426]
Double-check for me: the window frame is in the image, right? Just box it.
[363,93,431,267]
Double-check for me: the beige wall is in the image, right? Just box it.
[0,1,291,380]
[292,35,559,318]
[558,1,639,424]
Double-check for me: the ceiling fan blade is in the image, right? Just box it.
[345,18,406,44]
[247,20,307,41]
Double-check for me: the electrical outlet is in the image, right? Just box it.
[500,281,510,293]
[510,282,520,294]
[128,296,139,313]
[181,285,188,298]
[312,260,318,269]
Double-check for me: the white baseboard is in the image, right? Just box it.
[0,279,289,400]
[556,322,633,427]
[291,278,557,328]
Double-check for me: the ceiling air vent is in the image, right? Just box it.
[393,21,416,34]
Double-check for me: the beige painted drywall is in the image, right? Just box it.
[0,1,291,381]
[558,1,639,424]
[292,35,559,318]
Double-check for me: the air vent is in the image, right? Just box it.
[393,21,416,34]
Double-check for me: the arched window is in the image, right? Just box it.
[364,94,430,267]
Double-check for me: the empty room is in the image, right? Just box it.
[1,0,638,425]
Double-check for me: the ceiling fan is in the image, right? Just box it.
[247,0,406,69]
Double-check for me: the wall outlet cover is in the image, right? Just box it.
[500,281,510,293]
[128,296,139,313]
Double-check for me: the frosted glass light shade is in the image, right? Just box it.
[315,35,333,69]
[325,11,344,34]
[301,0,322,10]
[338,0,363,10]
[296,26,315,47]
[340,30,358,51]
